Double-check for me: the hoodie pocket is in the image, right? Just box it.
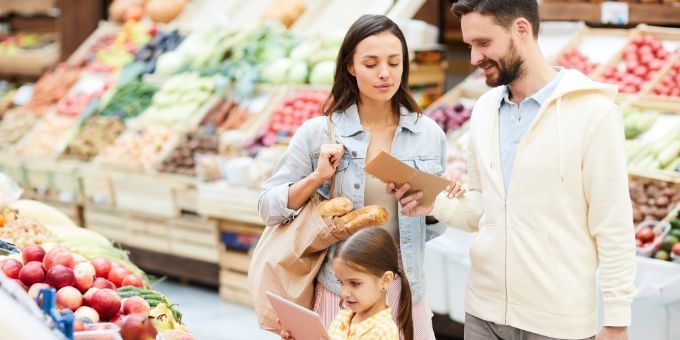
[468,224,506,298]
[508,226,587,314]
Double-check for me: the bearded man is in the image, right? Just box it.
[387,1,637,339]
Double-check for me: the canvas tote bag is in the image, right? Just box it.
[248,116,349,332]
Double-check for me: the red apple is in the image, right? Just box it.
[83,287,100,306]
[123,296,150,317]
[74,262,96,292]
[1,259,23,279]
[43,247,75,271]
[108,267,129,287]
[119,313,157,340]
[19,261,45,286]
[22,245,46,263]
[57,286,83,310]
[91,258,112,278]
[90,289,121,320]
[93,277,116,290]
[28,283,51,301]
[121,274,143,288]
[673,243,680,257]
[75,306,100,323]
[46,265,76,289]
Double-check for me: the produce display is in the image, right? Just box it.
[109,0,188,24]
[99,80,159,120]
[87,21,154,73]
[200,98,252,131]
[668,211,680,263]
[629,179,680,225]
[134,72,216,127]
[0,109,36,149]
[600,34,672,94]
[555,48,599,75]
[132,30,184,76]
[426,101,473,135]
[0,33,55,55]
[0,217,52,249]
[622,107,658,140]
[158,133,219,176]
[23,66,80,117]
[257,90,328,146]
[61,117,126,161]
[56,73,113,117]
[100,126,177,168]
[651,59,680,97]
[635,208,680,263]
[15,115,78,158]
[634,129,680,172]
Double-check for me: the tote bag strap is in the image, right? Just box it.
[326,115,338,200]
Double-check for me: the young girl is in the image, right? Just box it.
[280,228,412,340]
[259,14,461,339]
[329,228,413,340]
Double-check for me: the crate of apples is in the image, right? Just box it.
[260,90,328,146]
[600,34,672,94]
[555,48,599,75]
[651,60,680,98]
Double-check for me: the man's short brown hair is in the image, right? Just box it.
[451,0,540,39]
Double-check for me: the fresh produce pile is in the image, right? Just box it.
[426,102,473,135]
[0,206,18,228]
[600,34,672,94]
[651,60,680,97]
[622,108,657,140]
[88,21,154,73]
[132,30,184,76]
[61,117,126,161]
[635,209,680,263]
[134,72,216,126]
[158,133,218,176]
[23,66,80,117]
[200,98,251,131]
[634,129,680,173]
[629,179,679,224]
[15,115,77,158]
[258,90,328,146]
[109,0,188,24]
[99,80,159,120]
[100,126,176,168]
[0,109,36,149]
[0,33,55,55]
[56,73,113,117]
[555,48,598,75]
[667,211,680,263]
[0,217,52,249]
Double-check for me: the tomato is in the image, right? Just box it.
[637,228,655,243]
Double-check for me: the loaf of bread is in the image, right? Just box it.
[334,205,388,234]
[317,196,353,218]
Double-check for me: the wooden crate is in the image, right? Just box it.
[23,158,55,193]
[110,172,194,219]
[81,166,116,207]
[123,214,171,254]
[0,152,27,188]
[66,21,120,66]
[83,204,126,242]
[219,268,252,306]
[50,160,83,203]
[169,214,218,263]
[219,248,252,274]
[550,27,634,77]
[290,0,392,37]
[639,52,680,112]
[198,183,263,225]
[232,85,286,140]
[0,40,59,77]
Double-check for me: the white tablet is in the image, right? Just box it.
[266,291,331,340]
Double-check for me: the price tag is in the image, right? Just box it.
[601,1,629,25]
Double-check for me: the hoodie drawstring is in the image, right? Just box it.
[556,97,565,183]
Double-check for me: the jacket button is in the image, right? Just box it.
[351,151,357,157]
[354,183,360,189]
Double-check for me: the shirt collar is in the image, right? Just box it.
[501,68,565,107]
[333,103,421,137]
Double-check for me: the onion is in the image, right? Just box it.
[146,0,186,23]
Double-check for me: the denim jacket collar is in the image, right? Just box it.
[333,103,421,137]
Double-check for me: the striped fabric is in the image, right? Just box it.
[314,277,436,340]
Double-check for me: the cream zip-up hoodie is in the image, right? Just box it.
[432,70,636,339]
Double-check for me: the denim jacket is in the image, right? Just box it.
[257,104,447,301]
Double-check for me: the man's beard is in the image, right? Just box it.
[478,42,525,87]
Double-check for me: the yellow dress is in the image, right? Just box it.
[327,308,399,340]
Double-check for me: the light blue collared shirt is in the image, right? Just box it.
[499,70,564,193]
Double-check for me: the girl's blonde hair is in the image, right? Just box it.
[333,228,413,340]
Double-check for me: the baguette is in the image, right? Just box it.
[317,196,353,218]
[334,205,388,234]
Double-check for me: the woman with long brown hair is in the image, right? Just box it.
[259,14,455,339]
